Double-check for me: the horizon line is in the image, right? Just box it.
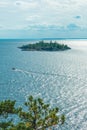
[0,38,87,40]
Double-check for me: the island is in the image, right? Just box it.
[18,41,71,51]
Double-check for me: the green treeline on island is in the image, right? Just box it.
[19,41,71,51]
[0,95,65,130]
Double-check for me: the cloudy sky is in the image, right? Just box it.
[0,0,87,39]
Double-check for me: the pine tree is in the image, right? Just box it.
[0,100,16,130]
[19,96,65,130]
[0,96,65,130]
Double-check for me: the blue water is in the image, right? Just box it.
[0,39,87,130]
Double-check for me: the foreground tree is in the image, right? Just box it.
[0,100,17,130]
[19,96,65,130]
[0,96,65,130]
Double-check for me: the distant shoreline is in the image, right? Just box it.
[0,38,87,41]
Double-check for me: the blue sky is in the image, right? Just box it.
[0,0,87,39]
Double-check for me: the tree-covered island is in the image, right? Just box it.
[19,41,71,51]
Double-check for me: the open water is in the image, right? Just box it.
[0,39,87,130]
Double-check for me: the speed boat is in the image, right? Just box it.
[12,68,16,70]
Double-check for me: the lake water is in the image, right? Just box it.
[0,39,87,130]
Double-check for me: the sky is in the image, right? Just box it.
[0,0,87,39]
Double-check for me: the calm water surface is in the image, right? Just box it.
[0,39,87,130]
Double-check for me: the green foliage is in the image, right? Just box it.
[19,41,71,51]
[0,100,16,117]
[0,100,14,130]
[0,100,21,130]
[61,114,65,124]
[0,96,65,130]
[19,95,65,130]
[0,121,12,130]
[9,123,27,130]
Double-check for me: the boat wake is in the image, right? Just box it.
[12,68,68,77]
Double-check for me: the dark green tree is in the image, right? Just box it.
[9,122,27,130]
[0,96,65,130]
[19,96,65,130]
[0,100,21,130]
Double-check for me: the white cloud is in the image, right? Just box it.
[67,23,80,30]
[15,0,38,10]
[0,0,87,31]
[25,23,65,31]
[0,25,3,29]
[0,2,8,7]
[26,15,40,21]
